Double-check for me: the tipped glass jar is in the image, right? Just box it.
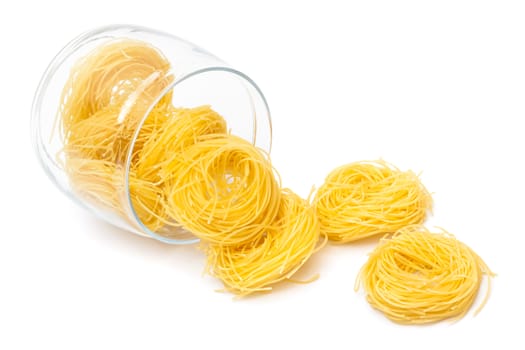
[31,25,272,244]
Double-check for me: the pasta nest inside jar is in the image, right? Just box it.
[164,134,282,246]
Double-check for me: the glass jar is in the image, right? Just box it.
[31,25,272,244]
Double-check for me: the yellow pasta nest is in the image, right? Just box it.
[134,105,227,180]
[131,105,228,231]
[206,189,325,296]
[60,38,174,137]
[355,225,494,324]
[314,160,432,243]
[165,134,281,246]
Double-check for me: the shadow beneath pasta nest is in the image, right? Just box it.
[77,211,203,268]
[276,235,384,296]
[364,304,460,328]
[226,236,383,300]
[311,235,384,264]
[338,234,383,249]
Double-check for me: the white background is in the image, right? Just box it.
[1,1,524,349]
